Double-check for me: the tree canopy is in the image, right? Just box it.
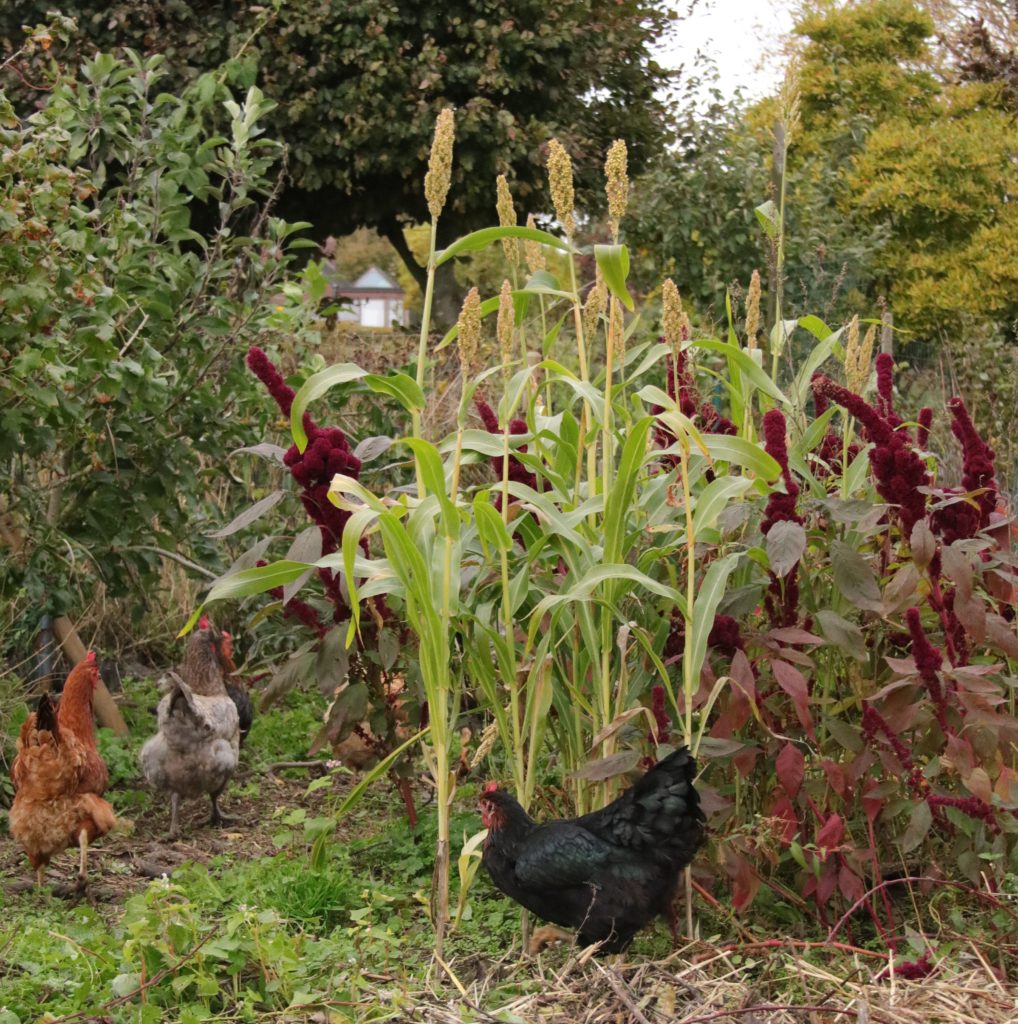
[2,1,680,317]
[627,0,1018,341]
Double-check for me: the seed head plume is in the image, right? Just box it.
[425,107,455,220]
[495,174,520,265]
[745,270,761,351]
[457,288,482,383]
[497,279,515,374]
[583,269,607,339]
[661,279,685,352]
[546,139,575,236]
[604,139,629,240]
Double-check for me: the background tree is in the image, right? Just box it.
[0,40,316,652]
[629,0,1018,345]
[1,0,682,324]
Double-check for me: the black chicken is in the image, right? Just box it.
[479,747,705,953]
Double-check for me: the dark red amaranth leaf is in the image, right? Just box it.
[776,741,805,799]
[815,812,845,853]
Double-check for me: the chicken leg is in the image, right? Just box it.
[168,793,181,840]
[76,827,89,889]
[36,865,46,888]
[209,786,235,828]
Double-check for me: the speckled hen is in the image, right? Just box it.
[140,621,240,838]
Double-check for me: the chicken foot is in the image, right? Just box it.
[209,787,236,828]
[528,925,574,955]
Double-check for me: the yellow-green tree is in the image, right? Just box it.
[792,0,1018,337]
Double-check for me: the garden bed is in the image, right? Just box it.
[2,683,1016,1023]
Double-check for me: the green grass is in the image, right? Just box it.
[0,685,524,1023]
[3,684,1007,1023]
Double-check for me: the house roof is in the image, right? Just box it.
[330,265,404,297]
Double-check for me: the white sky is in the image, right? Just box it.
[656,0,796,102]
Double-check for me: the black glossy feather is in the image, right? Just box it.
[227,683,254,747]
[35,692,59,736]
[480,747,705,953]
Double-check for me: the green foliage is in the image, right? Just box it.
[628,94,767,318]
[1,1,682,291]
[0,47,319,624]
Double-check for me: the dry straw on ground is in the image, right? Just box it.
[381,943,1016,1024]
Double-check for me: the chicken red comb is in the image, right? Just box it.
[222,630,232,639]
[86,651,96,664]
[199,615,210,629]
[483,781,499,794]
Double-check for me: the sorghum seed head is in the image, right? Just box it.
[546,138,575,236]
[496,174,520,265]
[745,270,761,351]
[662,278,684,350]
[457,287,481,380]
[857,325,876,390]
[605,139,628,240]
[844,315,863,392]
[524,214,545,274]
[497,279,515,371]
[424,107,455,220]
[583,269,607,338]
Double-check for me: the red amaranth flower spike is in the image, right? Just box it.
[949,396,998,528]
[475,398,537,508]
[812,375,930,535]
[916,407,933,449]
[905,607,950,732]
[875,353,901,427]
[247,346,296,417]
[649,684,672,744]
[652,346,737,469]
[861,703,928,797]
[248,348,369,621]
[927,794,999,832]
[708,614,744,657]
[760,409,802,536]
[760,410,804,628]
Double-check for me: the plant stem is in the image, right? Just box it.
[500,420,524,797]
[679,444,696,747]
[567,251,596,505]
[413,221,439,496]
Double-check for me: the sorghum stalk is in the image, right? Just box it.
[769,68,800,383]
[548,138,594,501]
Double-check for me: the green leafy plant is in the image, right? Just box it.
[0,46,318,638]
